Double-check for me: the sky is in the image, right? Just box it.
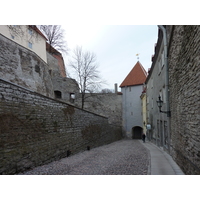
[62,25,158,91]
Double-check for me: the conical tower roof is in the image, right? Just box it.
[120,61,147,87]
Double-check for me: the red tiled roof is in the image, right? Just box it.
[120,61,147,87]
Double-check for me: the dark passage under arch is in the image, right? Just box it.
[132,126,142,139]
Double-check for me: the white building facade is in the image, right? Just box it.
[146,28,170,151]
[0,25,47,63]
[120,61,147,139]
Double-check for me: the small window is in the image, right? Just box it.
[28,42,32,49]
[54,91,62,99]
[29,28,33,35]
[161,51,165,67]
[35,65,40,73]
[129,87,131,92]
[70,93,75,103]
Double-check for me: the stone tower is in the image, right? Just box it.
[120,61,147,139]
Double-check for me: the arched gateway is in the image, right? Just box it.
[132,126,143,139]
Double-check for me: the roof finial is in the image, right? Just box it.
[136,53,140,61]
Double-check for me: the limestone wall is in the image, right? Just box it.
[46,52,79,101]
[168,25,200,174]
[0,33,54,97]
[76,93,122,126]
[0,79,122,174]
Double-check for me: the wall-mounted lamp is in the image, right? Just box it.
[156,95,171,117]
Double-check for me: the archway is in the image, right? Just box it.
[132,126,143,139]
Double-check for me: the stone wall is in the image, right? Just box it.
[0,33,79,103]
[168,25,200,174]
[76,93,122,126]
[0,79,122,174]
[0,33,54,98]
[46,52,79,102]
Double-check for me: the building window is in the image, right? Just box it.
[29,28,33,35]
[129,87,131,92]
[151,77,153,88]
[162,87,166,103]
[28,42,32,49]
[35,65,40,73]
[54,91,62,99]
[164,121,167,145]
[70,93,75,103]
[161,50,164,67]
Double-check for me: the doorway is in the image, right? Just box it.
[132,126,142,139]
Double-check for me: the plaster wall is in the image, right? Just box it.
[146,36,170,149]
[0,25,47,63]
[121,85,143,138]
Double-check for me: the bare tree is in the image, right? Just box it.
[101,88,114,93]
[7,25,24,38]
[38,25,68,54]
[69,46,105,109]
[7,25,40,41]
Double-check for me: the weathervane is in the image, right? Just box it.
[136,53,140,61]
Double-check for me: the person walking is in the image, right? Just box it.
[142,133,146,143]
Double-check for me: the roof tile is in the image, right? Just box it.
[120,61,147,87]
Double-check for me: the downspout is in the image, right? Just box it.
[158,25,170,117]
[158,25,171,153]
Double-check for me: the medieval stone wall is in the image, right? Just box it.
[75,93,122,126]
[0,34,54,98]
[168,25,200,174]
[0,34,79,103]
[46,52,79,101]
[0,79,122,174]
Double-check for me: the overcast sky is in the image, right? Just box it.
[63,25,158,91]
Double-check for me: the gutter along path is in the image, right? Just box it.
[18,139,184,175]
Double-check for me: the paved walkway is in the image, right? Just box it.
[18,139,149,175]
[141,140,185,175]
[18,139,184,175]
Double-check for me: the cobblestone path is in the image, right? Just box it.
[19,139,150,175]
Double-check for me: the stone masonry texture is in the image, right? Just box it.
[0,34,54,98]
[168,25,200,175]
[0,79,122,174]
[77,93,122,125]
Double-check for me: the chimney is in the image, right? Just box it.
[114,83,118,93]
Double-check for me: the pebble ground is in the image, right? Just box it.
[18,139,150,175]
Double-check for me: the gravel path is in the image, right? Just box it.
[18,139,150,175]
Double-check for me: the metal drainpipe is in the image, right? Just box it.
[158,25,171,153]
[158,25,170,117]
